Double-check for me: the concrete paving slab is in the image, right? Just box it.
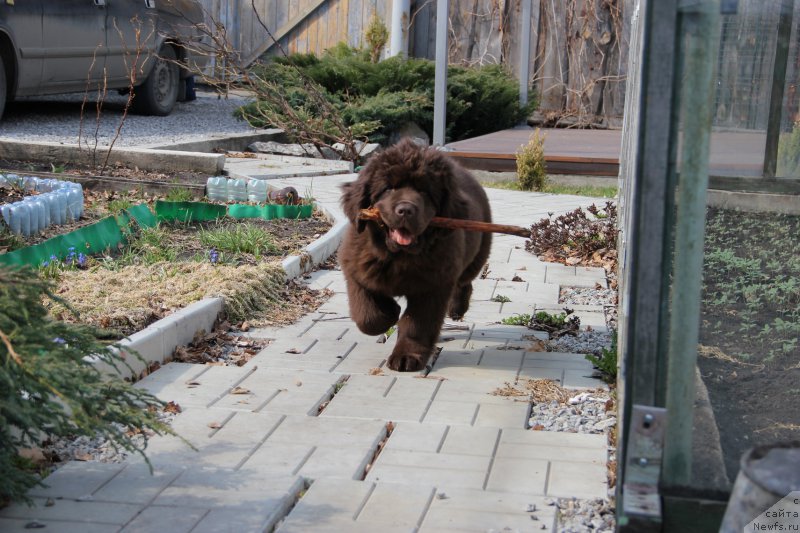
[0,497,141,526]
[28,462,125,499]
[420,488,556,532]
[92,463,183,504]
[120,506,207,533]
[0,518,120,533]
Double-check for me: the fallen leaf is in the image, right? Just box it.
[230,386,251,395]
[368,367,385,376]
[164,401,182,414]
[285,348,301,354]
[566,256,582,266]
[532,424,545,431]
[74,452,93,461]
[207,421,222,429]
[512,275,524,282]
[185,380,201,388]
[527,340,547,352]
[240,321,250,331]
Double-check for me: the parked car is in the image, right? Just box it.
[0,0,207,122]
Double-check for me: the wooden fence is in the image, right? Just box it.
[196,0,797,130]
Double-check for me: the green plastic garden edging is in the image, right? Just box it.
[155,200,313,221]
[0,203,156,268]
[1,201,313,268]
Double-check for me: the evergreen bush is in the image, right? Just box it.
[240,45,535,145]
[0,267,171,504]
[517,129,548,191]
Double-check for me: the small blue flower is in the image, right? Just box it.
[53,337,66,344]
[209,248,219,264]
[42,260,50,267]
[68,247,75,252]
[77,253,87,267]
[50,254,58,261]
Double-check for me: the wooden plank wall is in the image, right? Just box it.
[196,0,797,130]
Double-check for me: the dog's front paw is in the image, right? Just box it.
[387,352,429,372]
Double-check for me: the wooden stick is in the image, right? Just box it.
[358,207,531,238]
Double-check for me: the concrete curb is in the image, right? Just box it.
[96,197,347,379]
[151,129,287,153]
[0,139,225,174]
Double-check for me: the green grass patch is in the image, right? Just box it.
[199,223,278,259]
[481,179,617,198]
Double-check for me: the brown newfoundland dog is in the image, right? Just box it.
[339,139,492,371]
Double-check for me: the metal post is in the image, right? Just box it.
[662,0,722,487]
[390,0,411,57]
[519,0,532,108]
[432,0,449,147]
[763,0,793,178]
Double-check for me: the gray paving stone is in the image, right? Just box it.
[479,348,525,368]
[275,478,372,531]
[516,366,565,381]
[0,497,141,525]
[239,441,313,475]
[28,462,125,499]
[439,426,500,456]
[121,506,208,533]
[522,351,595,369]
[420,488,556,532]
[563,368,609,389]
[473,402,530,429]
[433,379,517,405]
[267,415,387,449]
[485,456,548,495]
[470,279,497,300]
[471,324,531,340]
[367,448,490,489]
[422,400,480,425]
[144,365,253,407]
[210,367,338,415]
[152,468,304,512]
[0,518,119,533]
[384,423,448,453]
[547,461,608,498]
[92,463,183,504]
[357,482,434,527]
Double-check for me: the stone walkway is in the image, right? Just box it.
[0,171,612,532]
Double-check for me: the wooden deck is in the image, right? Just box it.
[446,126,770,178]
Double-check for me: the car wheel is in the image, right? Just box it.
[132,45,179,116]
[0,53,6,122]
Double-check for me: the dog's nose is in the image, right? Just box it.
[394,202,417,218]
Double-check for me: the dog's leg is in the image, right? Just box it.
[388,291,450,372]
[347,281,401,336]
[448,282,473,321]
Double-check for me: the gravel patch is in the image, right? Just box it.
[529,392,616,434]
[548,329,613,356]
[0,90,258,147]
[555,497,616,533]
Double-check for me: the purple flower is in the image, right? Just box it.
[77,253,87,267]
[209,248,219,264]
[53,337,66,344]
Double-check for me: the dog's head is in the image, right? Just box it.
[341,139,457,254]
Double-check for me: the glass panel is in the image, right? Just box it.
[697,0,800,489]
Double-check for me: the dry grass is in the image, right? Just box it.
[698,344,765,370]
[47,261,287,336]
[491,378,574,404]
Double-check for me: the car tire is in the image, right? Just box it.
[0,53,6,122]
[131,45,179,116]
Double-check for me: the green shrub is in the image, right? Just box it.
[240,45,534,145]
[0,267,171,504]
[585,330,618,383]
[517,129,547,191]
[365,13,389,63]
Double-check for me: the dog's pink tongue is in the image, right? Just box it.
[390,228,413,246]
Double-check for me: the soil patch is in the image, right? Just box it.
[1,158,209,185]
[698,207,800,480]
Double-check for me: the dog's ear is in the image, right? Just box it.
[341,177,371,232]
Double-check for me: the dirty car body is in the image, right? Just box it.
[0,0,207,120]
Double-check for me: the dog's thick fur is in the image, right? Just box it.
[339,139,492,371]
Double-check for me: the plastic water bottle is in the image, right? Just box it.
[22,176,39,192]
[227,178,248,203]
[4,174,21,188]
[65,185,83,222]
[247,179,268,203]
[26,196,49,230]
[205,176,228,202]
[9,202,31,236]
[0,204,11,229]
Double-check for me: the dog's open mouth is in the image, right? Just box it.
[389,227,415,246]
